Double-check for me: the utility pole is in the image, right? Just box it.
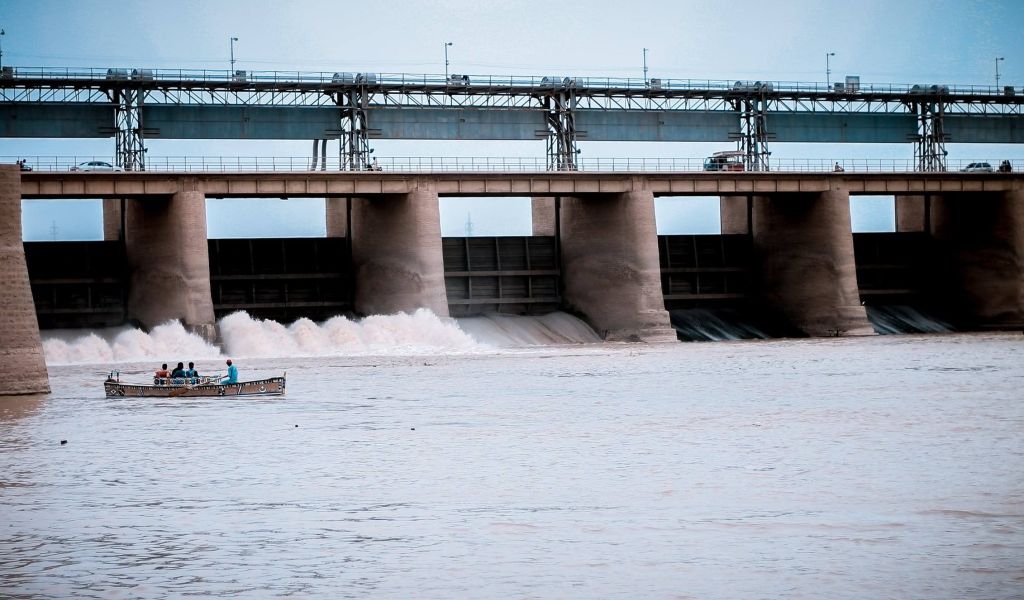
[230,36,238,73]
[444,41,453,79]
[826,51,835,88]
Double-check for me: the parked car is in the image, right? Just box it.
[71,161,122,172]
[961,162,994,173]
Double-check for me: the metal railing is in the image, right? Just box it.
[8,156,1021,174]
[2,66,1019,96]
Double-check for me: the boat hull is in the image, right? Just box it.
[104,377,286,398]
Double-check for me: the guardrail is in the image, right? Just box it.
[8,156,1021,174]
[1,66,1019,96]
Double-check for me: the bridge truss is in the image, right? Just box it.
[2,69,1022,172]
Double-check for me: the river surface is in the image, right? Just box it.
[2,331,1023,599]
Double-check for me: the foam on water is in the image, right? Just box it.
[218,309,482,357]
[40,310,603,365]
[42,321,221,365]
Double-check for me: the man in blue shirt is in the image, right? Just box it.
[221,359,238,384]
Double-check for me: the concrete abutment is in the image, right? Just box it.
[559,190,675,341]
[930,189,1024,328]
[752,184,874,337]
[125,189,217,340]
[0,165,50,394]
[350,185,449,317]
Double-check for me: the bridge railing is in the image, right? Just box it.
[2,66,1017,96]
[8,156,1022,174]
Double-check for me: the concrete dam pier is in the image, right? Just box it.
[6,169,1024,395]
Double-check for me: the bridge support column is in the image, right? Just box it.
[350,184,449,317]
[559,189,675,341]
[720,195,751,234]
[0,165,50,395]
[531,196,556,236]
[895,195,927,232]
[930,190,1024,328]
[103,199,122,241]
[325,196,348,238]
[752,184,873,337]
[125,189,217,340]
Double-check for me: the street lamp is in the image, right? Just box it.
[996,56,1005,89]
[230,37,238,73]
[826,52,836,88]
[643,47,649,86]
[0,29,6,71]
[444,41,453,79]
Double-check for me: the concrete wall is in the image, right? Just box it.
[0,165,50,394]
[103,198,122,241]
[752,183,874,336]
[895,195,927,232]
[930,189,1024,327]
[325,196,349,238]
[720,195,750,234]
[350,182,449,317]
[559,189,675,341]
[125,189,217,340]
[531,196,556,236]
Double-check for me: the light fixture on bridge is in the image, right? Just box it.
[0,29,5,71]
[230,36,239,74]
[996,57,1005,89]
[444,41,453,79]
[826,52,836,88]
[643,47,649,86]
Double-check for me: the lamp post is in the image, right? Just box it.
[996,56,1005,89]
[444,41,453,79]
[826,52,835,88]
[643,47,649,86]
[0,29,5,71]
[230,37,238,73]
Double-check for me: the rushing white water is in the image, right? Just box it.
[866,304,955,334]
[669,308,771,341]
[40,310,602,365]
[457,311,602,346]
[41,321,222,365]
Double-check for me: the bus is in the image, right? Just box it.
[703,151,745,172]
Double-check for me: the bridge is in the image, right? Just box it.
[3,166,1022,396]
[3,67,1023,173]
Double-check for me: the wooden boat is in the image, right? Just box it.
[104,372,286,398]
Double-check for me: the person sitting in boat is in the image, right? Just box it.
[185,362,199,384]
[169,362,186,384]
[154,363,170,385]
[221,359,238,385]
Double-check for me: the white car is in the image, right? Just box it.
[71,161,122,172]
[961,162,993,173]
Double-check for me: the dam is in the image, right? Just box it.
[3,66,1023,394]
[4,167,1023,395]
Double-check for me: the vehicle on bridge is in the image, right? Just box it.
[961,162,994,173]
[703,151,746,172]
[71,161,122,172]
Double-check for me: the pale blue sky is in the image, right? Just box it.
[6,0,1023,239]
